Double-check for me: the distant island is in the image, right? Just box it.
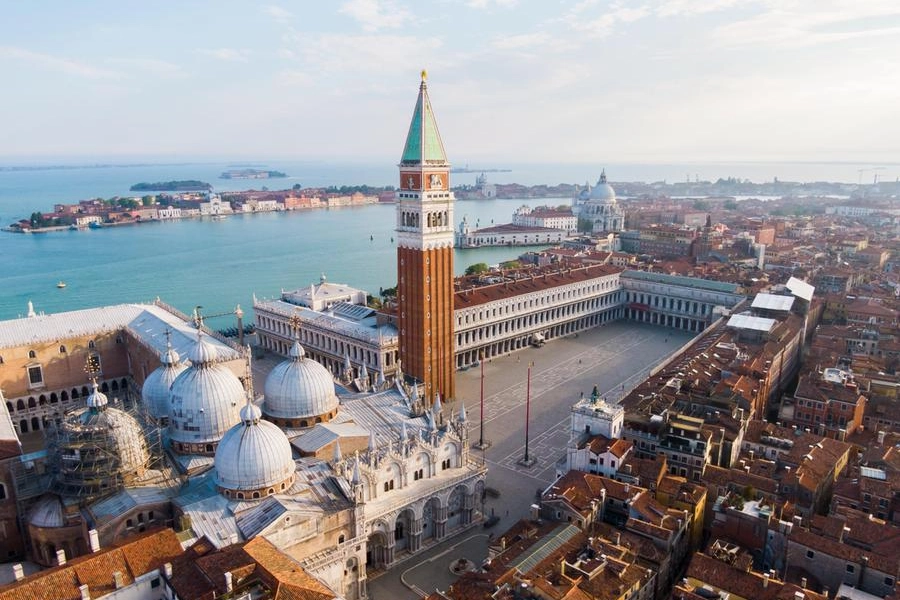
[219,169,287,180]
[130,180,212,191]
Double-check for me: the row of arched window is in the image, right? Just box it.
[6,379,129,415]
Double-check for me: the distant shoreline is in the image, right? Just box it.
[130,180,212,191]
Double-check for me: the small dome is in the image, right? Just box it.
[28,495,66,528]
[214,403,295,495]
[85,383,108,408]
[263,340,339,424]
[241,402,262,423]
[188,333,221,364]
[169,333,244,449]
[142,347,188,420]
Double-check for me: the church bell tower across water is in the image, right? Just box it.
[396,70,455,406]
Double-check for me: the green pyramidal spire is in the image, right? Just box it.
[400,70,449,166]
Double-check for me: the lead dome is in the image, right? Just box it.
[52,382,150,498]
[141,337,187,421]
[168,331,244,455]
[263,339,339,428]
[214,401,296,499]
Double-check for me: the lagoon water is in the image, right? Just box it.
[0,160,574,325]
[0,159,891,326]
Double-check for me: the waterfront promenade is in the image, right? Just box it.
[366,320,694,599]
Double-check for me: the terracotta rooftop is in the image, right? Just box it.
[0,528,183,600]
[680,552,827,600]
[455,264,621,309]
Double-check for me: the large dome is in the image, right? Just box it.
[53,383,150,497]
[263,340,339,427]
[169,333,244,453]
[589,169,616,203]
[214,402,296,498]
[141,340,187,420]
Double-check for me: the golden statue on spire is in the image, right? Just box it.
[289,312,302,336]
[421,68,427,82]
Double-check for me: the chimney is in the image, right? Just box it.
[79,584,91,600]
[615,532,621,546]
[793,515,802,528]
[763,573,770,588]
[225,571,234,593]
[801,577,807,589]
[163,563,173,578]
[840,526,850,542]
[878,431,886,445]
[113,571,124,589]
[88,529,100,552]
[56,548,67,566]
[12,564,24,581]
[794,592,805,600]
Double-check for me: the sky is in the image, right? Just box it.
[1,0,899,165]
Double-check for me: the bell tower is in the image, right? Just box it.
[396,70,455,405]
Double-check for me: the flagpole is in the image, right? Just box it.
[474,351,490,450]
[519,361,536,467]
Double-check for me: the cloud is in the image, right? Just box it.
[298,33,443,76]
[656,0,751,18]
[467,0,518,8]
[712,1,900,47]
[564,5,651,38]
[338,0,412,32]
[198,48,250,62]
[275,69,313,86]
[490,32,575,54]
[0,46,119,79]
[265,5,293,22]
[105,58,187,79]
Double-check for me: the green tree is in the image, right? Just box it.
[465,262,490,276]
[577,217,593,233]
[141,196,154,206]
[692,199,710,211]
[723,199,738,210]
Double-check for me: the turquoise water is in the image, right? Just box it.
[0,192,553,324]
[1,159,893,324]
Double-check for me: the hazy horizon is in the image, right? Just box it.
[2,1,899,164]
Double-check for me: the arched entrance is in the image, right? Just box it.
[447,486,465,531]
[422,496,445,540]
[366,531,389,569]
[394,508,414,552]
